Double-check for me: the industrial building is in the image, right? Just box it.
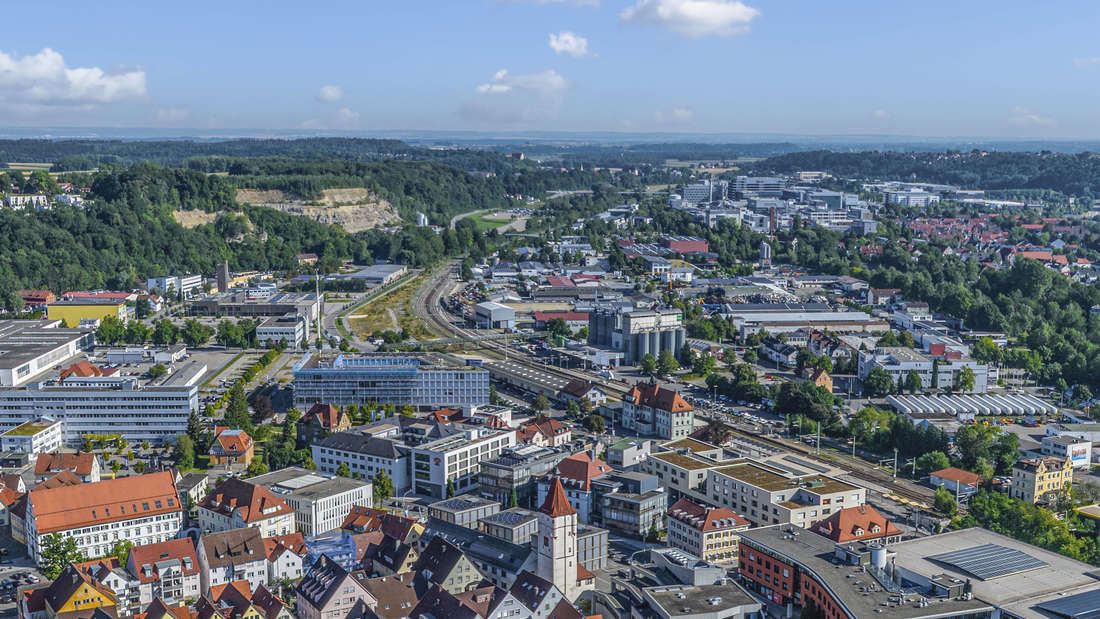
[474,301,516,329]
[292,353,490,410]
[0,320,94,387]
[350,264,407,286]
[47,298,131,324]
[189,291,319,326]
[587,307,686,365]
[723,303,887,338]
[886,393,1056,418]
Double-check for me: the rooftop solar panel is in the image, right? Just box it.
[1037,589,1100,618]
[928,543,1048,580]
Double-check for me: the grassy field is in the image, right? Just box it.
[6,162,52,171]
[347,273,435,340]
[467,212,512,233]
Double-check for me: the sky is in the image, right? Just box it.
[1,1,1099,138]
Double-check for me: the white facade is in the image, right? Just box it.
[1041,435,1092,469]
[147,274,203,298]
[198,504,294,538]
[313,438,410,496]
[267,545,305,583]
[250,468,375,536]
[0,419,63,455]
[537,496,580,601]
[256,314,306,348]
[411,427,517,499]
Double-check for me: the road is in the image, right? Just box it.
[449,208,493,230]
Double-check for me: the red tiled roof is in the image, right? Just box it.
[518,417,568,442]
[809,505,901,543]
[29,471,180,534]
[342,505,387,532]
[198,478,293,524]
[35,451,98,476]
[0,487,22,508]
[304,403,344,430]
[545,276,576,288]
[60,360,105,379]
[209,580,251,601]
[576,563,594,580]
[128,538,199,584]
[930,467,981,487]
[552,453,609,492]
[667,497,748,531]
[625,383,693,413]
[540,477,577,518]
[34,470,83,490]
[210,428,253,456]
[263,532,307,561]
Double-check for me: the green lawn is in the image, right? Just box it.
[467,212,511,233]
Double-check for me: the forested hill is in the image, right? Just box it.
[747,150,1100,196]
[0,138,520,174]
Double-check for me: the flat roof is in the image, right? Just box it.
[892,528,1100,618]
[2,419,59,436]
[651,452,722,471]
[249,467,371,502]
[0,320,90,371]
[645,583,759,616]
[483,359,572,391]
[713,461,858,494]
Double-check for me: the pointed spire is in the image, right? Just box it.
[540,477,577,518]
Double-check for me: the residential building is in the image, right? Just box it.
[198,527,269,595]
[640,440,734,500]
[249,467,373,536]
[202,580,294,619]
[292,353,490,410]
[413,536,484,596]
[197,478,295,537]
[759,336,798,366]
[429,495,501,528]
[516,417,571,447]
[596,472,667,538]
[706,461,866,527]
[297,403,351,446]
[534,452,612,524]
[17,290,56,311]
[25,471,182,564]
[263,532,307,583]
[313,433,409,494]
[606,438,650,470]
[666,497,749,563]
[1040,435,1092,468]
[929,467,981,498]
[807,505,902,544]
[802,366,832,392]
[126,538,202,609]
[509,572,573,619]
[296,554,372,619]
[146,275,203,298]
[18,564,118,619]
[478,445,569,509]
[208,427,254,467]
[2,419,63,456]
[419,517,536,591]
[621,382,694,440]
[1011,456,1073,504]
[587,307,686,365]
[558,380,607,407]
[178,472,210,506]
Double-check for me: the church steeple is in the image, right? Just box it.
[540,477,577,518]
[537,476,579,600]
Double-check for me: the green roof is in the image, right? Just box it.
[3,420,57,436]
[611,437,646,449]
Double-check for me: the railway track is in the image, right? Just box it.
[413,264,632,397]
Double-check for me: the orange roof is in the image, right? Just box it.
[60,360,104,379]
[540,477,577,518]
[552,452,609,491]
[128,538,199,584]
[198,478,293,524]
[930,467,981,487]
[625,383,693,413]
[577,563,594,580]
[0,487,23,508]
[303,403,345,430]
[210,429,253,456]
[263,532,307,561]
[35,451,98,477]
[667,497,748,531]
[809,505,902,543]
[29,471,180,534]
[341,505,387,532]
[518,417,568,443]
[209,580,251,601]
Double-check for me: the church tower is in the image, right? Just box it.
[537,476,579,600]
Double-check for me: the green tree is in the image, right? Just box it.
[904,370,922,394]
[173,435,196,470]
[152,319,180,346]
[933,486,958,517]
[373,470,395,503]
[182,318,213,348]
[565,399,580,418]
[508,487,519,508]
[111,460,122,475]
[111,540,134,564]
[399,404,416,418]
[546,318,569,338]
[915,451,950,477]
[96,316,126,345]
[680,344,696,369]
[743,349,758,364]
[40,534,84,579]
[533,394,550,413]
[657,349,679,376]
[582,414,606,433]
[245,459,269,478]
[336,462,351,478]
[640,353,657,375]
[148,363,168,379]
[974,456,995,482]
[863,367,895,397]
[133,461,146,473]
[224,382,253,432]
[954,366,976,392]
[446,479,456,498]
[692,354,717,377]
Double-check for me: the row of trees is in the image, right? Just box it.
[95,317,213,348]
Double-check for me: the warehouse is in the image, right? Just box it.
[350,264,407,286]
[886,393,1057,418]
[474,302,515,329]
[0,320,93,387]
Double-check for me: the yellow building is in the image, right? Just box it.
[47,300,129,325]
[1011,456,1073,504]
[21,564,118,619]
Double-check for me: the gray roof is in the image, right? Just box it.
[316,432,406,458]
[249,466,372,502]
[423,517,535,576]
[0,320,90,371]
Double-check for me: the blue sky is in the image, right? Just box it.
[1,1,1098,137]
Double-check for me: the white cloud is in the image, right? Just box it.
[655,106,694,124]
[1074,57,1100,69]
[462,68,569,125]
[549,31,591,58]
[0,48,145,106]
[336,107,360,127]
[620,0,759,38]
[315,85,344,103]
[1009,106,1056,130]
[155,108,189,123]
[871,109,890,120]
[524,0,600,6]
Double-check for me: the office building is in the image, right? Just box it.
[885,189,941,207]
[256,313,306,348]
[732,176,786,196]
[479,508,539,545]
[428,495,500,528]
[621,382,694,440]
[146,274,203,298]
[1040,435,1092,468]
[666,497,749,563]
[474,301,516,329]
[859,347,988,393]
[479,445,570,508]
[706,460,866,527]
[595,471,668,539]
[410,425,516,498]
[1,418,63,455]
[292,353,490,410]
[312,432,410,493]
[189,291,318,333]
[0,373,197,444]
[25,471,182,564]
[249,467,373,536]
[681,180,728,204]
[587,307,685,365]
[0,320,93,387]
